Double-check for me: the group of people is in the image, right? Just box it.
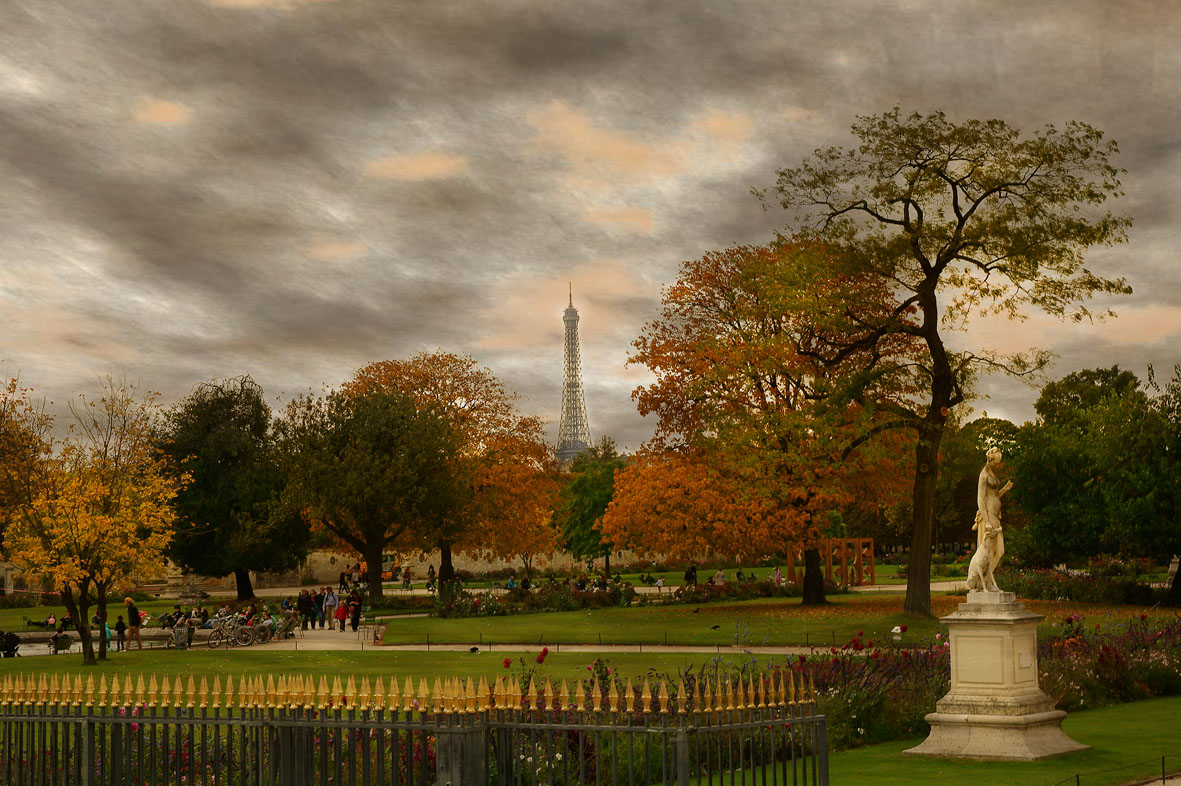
[338,565,367,594]
[282,587,363,632]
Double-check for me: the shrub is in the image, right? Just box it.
[434,582,636,618]
[1000,567,1163,605]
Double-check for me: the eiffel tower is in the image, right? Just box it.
[556,284,591,465]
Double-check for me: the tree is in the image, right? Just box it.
[276,386,464,600]
[762,109,1131,615]
[0,376,53,551]
[346,352,558,583]
[157,376,309,601]
[5,377,181,665]
[624,242,915,603]
[559,437,626,573]
[1009,366,1181,603]
[1034,365,1140,430]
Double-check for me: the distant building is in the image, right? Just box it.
[556,286,591,465]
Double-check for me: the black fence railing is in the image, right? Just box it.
[0,671,828,786]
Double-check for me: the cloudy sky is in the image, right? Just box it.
[1,0,1178,449]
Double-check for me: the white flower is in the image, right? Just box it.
[554,753,563,761]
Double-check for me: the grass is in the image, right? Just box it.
[381,593,1172,648]
[827,696,1181,786]
[0,647,752,685]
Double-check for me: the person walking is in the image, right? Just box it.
[114,616,126,652]
[348,592,362,633]
[334,599,348,632]
[323,588,338,629]
[313,587,326,629]
[123,598,143,650]
[339,570,349,594]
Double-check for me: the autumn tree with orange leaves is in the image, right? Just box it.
[347,352,558,583]
[4,377,183,665]
[606,242,917,603]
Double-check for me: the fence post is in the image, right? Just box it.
[674,728,690,786]
[436,716,487,786]
[815,717,830,786]
[80,716,94,786]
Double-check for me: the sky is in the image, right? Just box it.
[1,0,1178,450]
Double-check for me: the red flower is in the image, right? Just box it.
[502,658,512,669]
[899,624,908,633]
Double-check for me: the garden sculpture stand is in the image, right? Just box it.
[905,449,1088,761]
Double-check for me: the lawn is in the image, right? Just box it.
[0,647,756,686]
[827,696,1181,786]
[380,593,1171,648]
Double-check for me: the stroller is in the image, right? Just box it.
[0,631,19,658]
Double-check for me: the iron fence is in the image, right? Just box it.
[0,670,827,785]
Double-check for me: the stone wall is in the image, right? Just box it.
[157,548,655,594]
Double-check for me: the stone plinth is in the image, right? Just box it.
[904,591,1088,761]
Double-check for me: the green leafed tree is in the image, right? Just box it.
[157,376,308,601]
[1010,366,1181,603]
[559,437,626,574]
[275,386,466,601]
[761,108,1131,615]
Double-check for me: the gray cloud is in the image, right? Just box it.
[1,0,1178,450]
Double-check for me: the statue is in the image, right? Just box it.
[966,446,1012,593]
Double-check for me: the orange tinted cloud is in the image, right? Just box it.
[478,260,651,352]
[529,101,686,184]
[962,304,1181,355]
[365,152,468,181]
[580,206,655,235]
[203,0,335,8]
[305,237,368,263]
[690,109,753,151]
[132,98,190,125]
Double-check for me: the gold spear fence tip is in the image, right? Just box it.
[0,667,819,716]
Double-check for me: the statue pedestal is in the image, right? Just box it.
[903,591,1088,761]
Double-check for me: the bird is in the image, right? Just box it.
[710,625,720,630]
[469,646,479,653]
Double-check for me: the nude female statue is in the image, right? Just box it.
[967,446,1013,593]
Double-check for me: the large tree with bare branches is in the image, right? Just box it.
[761,108,1131,616]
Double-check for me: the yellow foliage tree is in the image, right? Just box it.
[5,377,182,665]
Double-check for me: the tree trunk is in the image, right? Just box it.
[234,568,255,601]
[1168,561,1181,606]
[364,541,385,601]
[801,547,827,605]
[438,542,455,584]
[96,584,108,661]
[61,585,96,666]
[905,428,942,617]
[604,551,611,576]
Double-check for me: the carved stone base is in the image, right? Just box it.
[903,591,1088,761]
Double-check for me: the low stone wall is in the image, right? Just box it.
[153,548,655,595]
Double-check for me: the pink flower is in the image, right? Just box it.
[935,633,941,640]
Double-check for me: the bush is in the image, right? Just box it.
[434,582,636,618]
[669,580,803,605]
[0,593,40,609]
[999,567,1163,605]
